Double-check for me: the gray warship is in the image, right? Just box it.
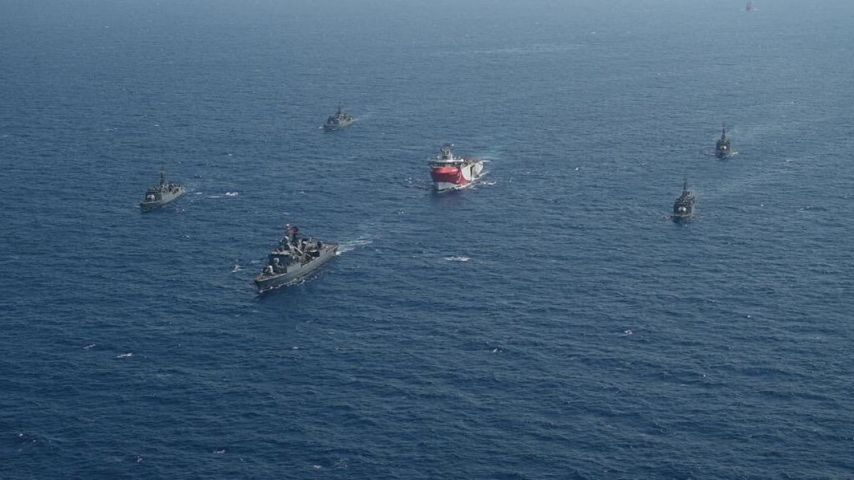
[254,225,338,293]
[323,105,355,131]
[715,124,733,158]
[140,171,186,212]
[672,179,696,222]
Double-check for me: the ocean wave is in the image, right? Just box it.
[337,238,373,254]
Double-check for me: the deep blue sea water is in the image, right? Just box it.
[2,0,854,478]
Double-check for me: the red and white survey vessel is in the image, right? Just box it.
[428,144,486,192]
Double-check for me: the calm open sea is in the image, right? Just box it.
[1,0,853,478]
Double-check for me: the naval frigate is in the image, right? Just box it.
[673,179,696,222]
[323,105,356,131]
[140,171,186,212]
[254,225,338,293]
[715,124,733,158]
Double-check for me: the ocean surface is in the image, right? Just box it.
[2,0,853,478]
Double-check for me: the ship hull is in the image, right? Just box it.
[254,244,338,293]
[431,161,485,192]
[715,140,732,158]
[140,189,186,212]
[672,206,694,222]
[323,120,355,132]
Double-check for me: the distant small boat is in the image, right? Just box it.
[140,170,185,212]
[323,104,355,132]
[746,1,758,12]
[715,124,733,159]
[672,179,695,222]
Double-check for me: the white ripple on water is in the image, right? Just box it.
[207,192,240,199]
[337,238,373,255]
[116,352,133,358]
[444,256,471,262]
[442,42,587,58]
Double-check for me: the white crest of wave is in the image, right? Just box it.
[337,238,373,254]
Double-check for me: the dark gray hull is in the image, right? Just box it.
[140,188,186,212]
[323,119,355,132]
[254,244,338,292]
[673,203,695,222]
